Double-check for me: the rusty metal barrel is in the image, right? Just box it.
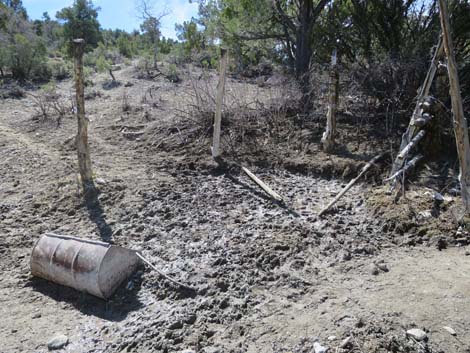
[30,233,140,299]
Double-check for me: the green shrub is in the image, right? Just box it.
[48,59,72,80]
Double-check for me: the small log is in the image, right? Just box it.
[137,253,197,291]
[121,131,145,139]
[212,49,228,159]
[241,166,283,202]
[318,153,385,217]
[413,113,433,128]
[384,154,423,182]
[397,130,426,159]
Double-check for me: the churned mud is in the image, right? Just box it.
[1,64,469,353]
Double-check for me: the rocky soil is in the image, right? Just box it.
[1,64,469,353]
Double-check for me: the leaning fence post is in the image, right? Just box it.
[212,48,228,159]
[73,38,95,196]
[439,0,470,213]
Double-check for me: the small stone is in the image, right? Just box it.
[443,326,456,336]
[433,192,444,202]
[465,250,470,256]
[313,342,329,353]
[406,328,427,341]
[96,178,106,185]
[376,263,389,272]
[47,334,69,350]
[327,335,337,341]
[341,251,351,261]
[167,320,184,330]
[32,312,41,319]
[370,264,380,276]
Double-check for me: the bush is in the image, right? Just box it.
[7,33,48,81]
[166,64,180,83]
[48,59,72,80]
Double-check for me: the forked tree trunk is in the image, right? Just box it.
[212,48,228,159]
[73,39,95,195]
[321,49,339,152]
[439,0,470,213]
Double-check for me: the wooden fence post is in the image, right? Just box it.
[321,48,339,152]
[439,0,470,213]
[73,38,95,195]
[212,48,228,159]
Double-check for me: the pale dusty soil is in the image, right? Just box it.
[1,64,469,353]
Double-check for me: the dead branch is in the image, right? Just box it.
[241,166,284,202]
[319,153,385,217]
[136,252,197,291]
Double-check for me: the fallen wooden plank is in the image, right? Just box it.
[241,166,283,202]
[318,153,385,217]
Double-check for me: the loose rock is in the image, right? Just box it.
[47,334,69,350]
[443,326,457,336]
[313,341,329,353]
[406,328,427,341]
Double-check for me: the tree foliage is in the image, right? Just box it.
[56,0,102,57]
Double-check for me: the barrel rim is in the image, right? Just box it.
[30,235,43,272]
[44,233,112,248]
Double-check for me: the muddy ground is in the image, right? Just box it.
[1,63,470,353]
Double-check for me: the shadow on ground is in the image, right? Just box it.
[28,270,144,322]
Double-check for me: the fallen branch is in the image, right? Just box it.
[397,130,426,159]
[241,166,284,202]
[137,253,197,291]
[384,154,423,182]
[318,153,385,217]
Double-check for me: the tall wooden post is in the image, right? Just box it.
[212,48,228,159]
[439,0,470,213]
[73,38,95,195]
[321,48,339,152]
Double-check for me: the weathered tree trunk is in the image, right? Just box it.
[321,49,339,152]
[73,39,95,196]
[295,0,313,82]
[390,36,444,177]
[153,46,158,70]
[439,0,470,213]
[212,49,228,159]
